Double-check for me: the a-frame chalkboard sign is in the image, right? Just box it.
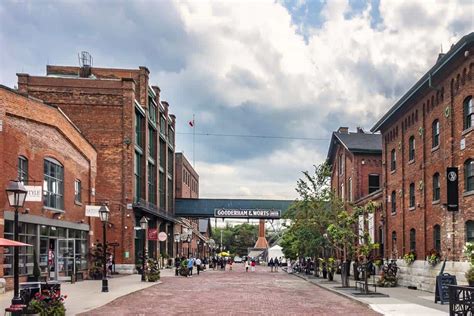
[435,273,457,304]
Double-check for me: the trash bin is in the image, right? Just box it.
[19,282,41,305]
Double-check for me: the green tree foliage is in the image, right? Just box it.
[213,223,259,256]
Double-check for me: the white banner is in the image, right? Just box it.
[85,205,100,217]
[25,186,42,202]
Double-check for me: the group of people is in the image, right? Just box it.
[268,257,281,272]
[244,259,257,272]
[174,256,206,277]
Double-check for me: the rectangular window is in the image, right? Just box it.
[135,151,143,200]
[409,183,415,208]
[168,177,173,211]
[409,136,415,161]
[432,120,440,148]
[3,221,36,276]
[348,178,353,202]
[168,126,174,147]
[433,173,440,201]
[368,174,380,194]
[43,159,64,210]
[391,150,396,171]
[433,225,441,252]
[148,162,156,204]
[18,156,28,184]
[148,98,157,124]
[338,154,344,175]
[159,140,166,169]
[74,179,82,203]
[148,125,156,158]
[135,110,144,149]
[168,149,174,175]
[160,115,166,136]
[159,171,165,208]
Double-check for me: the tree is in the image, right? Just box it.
[213,223,258,255]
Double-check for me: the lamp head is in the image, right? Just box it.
[140,216,148,230]
[6,180,27,208]
[98,204,110,222]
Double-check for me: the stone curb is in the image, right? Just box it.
[287,272,380,313]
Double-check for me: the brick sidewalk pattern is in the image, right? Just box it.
[81,264,379,315]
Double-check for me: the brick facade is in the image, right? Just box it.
[0,85,96,288]
[17,65,176,270]
[372,33,474,261]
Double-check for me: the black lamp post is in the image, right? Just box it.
[5,180,28,307]
[99,204,110,292]
[140,216,148,282]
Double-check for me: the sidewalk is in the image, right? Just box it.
[288,270,449,316]
[0,268,177,315]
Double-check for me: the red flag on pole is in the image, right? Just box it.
[189,120,194,127]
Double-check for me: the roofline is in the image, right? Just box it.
[326,132,382,165]
[371,32,474,132]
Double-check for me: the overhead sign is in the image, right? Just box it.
[25,186,42,202]
[158,232,167,241]
[85,205,101,217]
[148,228,158,240]
[446,167,458,211]
[214,208,281,219]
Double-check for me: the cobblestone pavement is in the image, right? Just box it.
[81,264,379,316]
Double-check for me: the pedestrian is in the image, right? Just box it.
[175,257,181,276]
[220,258,225,270]
[251,259,256,272]
[269,257,274,272]
[274,257,279,272]
[196,257,202,275]
[212,257,217,270]
[187,257,194,277]
[245,260,249,272]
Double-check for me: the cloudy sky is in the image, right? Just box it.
[1,0,472,200]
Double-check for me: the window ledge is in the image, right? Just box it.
[74,201,83,206]
[463,190,474,197]
[431,145,440,153]
[432,200,440,205]
[43,207,65,214]
[391,211,397,216]
[408,159,415,165]
[391,169,396,174]
[462,126,474,137]
[409,206,415,211]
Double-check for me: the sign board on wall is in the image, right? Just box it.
[148,228,158,240]
[446,167,459,211]
[214,208,281,219]
[158,232,167,242]
[25,186,42,202]
[85,205,101,217]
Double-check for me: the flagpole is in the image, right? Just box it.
[193,113,195,168]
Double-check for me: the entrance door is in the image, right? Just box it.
[57,239,74,280]
[48,239,57,280]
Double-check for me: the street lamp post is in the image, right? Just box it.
[140,217,148,282]
[5,180,28,307]
[98,204,110,292]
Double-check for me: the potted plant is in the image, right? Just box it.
[88,241,107,280]
[27,289,67,316]
[145,258,160,282]
[179,259,189,276]
[327,257,336,281]
[426,249,441,267]
[353,260,360,281]
[373,256,383,269]
[403,251,416,265]
[319,258,327,279]
[463,242,474,286]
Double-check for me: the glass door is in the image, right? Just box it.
[48,239,57,280]
[57,239,75,279]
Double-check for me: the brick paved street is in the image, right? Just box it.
[81,264,379,315]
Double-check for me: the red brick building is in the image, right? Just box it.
[0,85,97,288]
[17,63,177,272]
[326,127,383,252]
[371,32,474,261]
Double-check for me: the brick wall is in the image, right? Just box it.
[175,153,199,199]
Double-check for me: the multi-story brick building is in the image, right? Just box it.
[174,153,209,259]
[371,32,474,265]
[17,61,176,273]
[0,85,97,288]
[326,127,383,253]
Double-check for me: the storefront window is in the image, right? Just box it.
[3,222,36,275]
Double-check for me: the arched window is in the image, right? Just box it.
[433,225,441,252]
[465,159,474,192]
[43,158,64,210]
[432,120,440,148]
[464,96,473,130]
[18,156,28,184]
[391,191,396,213]
[408,136,415,161]
[466,221,474,242]
[391,149,396,171]
[409,183,415,208]
[410,228,416,253]
[433,173,440,201]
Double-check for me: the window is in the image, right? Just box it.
[433,173,440,201]
[465,159,474,192]
[18,156,28,184]
[135,110,144,149]
[433,225,441,252]
[43,158,64,210]
[391,231,397,254]
[368,174,380,194]
[464,96,473,130]
[74,180,81,203]
[168,177,173,211]
[159,140,166,169]
[391,191,396,213]
[159,171,165,208]
[408,136,415,161]
[148,162,156,204]
[168,149,174,175]
[148,98,157,124]
[466,221,474,242]
[134,151,143,200]
[3,222,36,276]
[409,183,415,208]
[168,126,174,147]
[159,115,166,136]
[432,120,440,148]
[338,154,344,175]
[341,183,345,200]
[391,149,396,171]
[148,126,156,159]
[348,178,353,202]
[410,228,416,252]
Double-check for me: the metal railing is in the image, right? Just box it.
[449,285,473,315]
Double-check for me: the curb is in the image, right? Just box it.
[287,272,380,313]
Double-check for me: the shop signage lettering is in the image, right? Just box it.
[214,208,281,218]
[158,232,167,241]
[85,205,101,217]
[25,186,42,202]
[148,228,158,240]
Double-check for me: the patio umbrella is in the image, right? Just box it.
[0,238,31,247]
[218,251,231,257]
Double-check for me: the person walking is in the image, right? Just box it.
[187,257,194,277]
[251,259,256,272]
[245,260,249,272]
[269,258,274,272]
[274,257,279,272]
[175,257,181,276]
[228,258,233,271]
[195,257,202,275]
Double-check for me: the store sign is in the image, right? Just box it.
[148,228,158,240]
[85,205,101,217]
[214,208,281,219]
[446,167,459,211]
[158,232,167,242]
[25,186,42,202]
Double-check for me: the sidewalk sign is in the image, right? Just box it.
[434,273,457,304]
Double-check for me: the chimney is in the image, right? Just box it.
[356,127,365,133]
[78,51,93,78]
[337,127,349,134]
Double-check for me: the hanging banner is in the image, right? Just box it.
[148,228,158,240]
[446,167,459,211]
